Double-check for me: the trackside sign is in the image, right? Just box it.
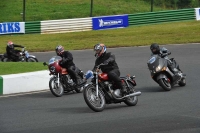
[0,22,25,35]
[195,8,200,20]
[92,15,128,30]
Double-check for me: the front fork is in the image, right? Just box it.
[57,73,60,86]
[95,72,99,98]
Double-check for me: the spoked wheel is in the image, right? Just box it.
[27,57,38,62]
[83,85,105,112]
[49,77,64,97]
[124,81,138,106]
[158,78,172,91]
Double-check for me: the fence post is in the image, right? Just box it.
[90,0,93,17]
[151,0,154,12]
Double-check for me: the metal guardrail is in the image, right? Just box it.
[128,8,195,26]
[40,17,92,34]
[24,8,196,34]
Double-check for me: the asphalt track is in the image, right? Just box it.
[0,43,200,133]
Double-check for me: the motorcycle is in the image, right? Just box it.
[83,64,141,112]
[1,47,38,62]
[147,54,186,91]
[0,54,3,62]
[43,56,85,97]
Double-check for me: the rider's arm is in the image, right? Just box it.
[103,53,115,65]
[62,51,73,63]
[160,47,171,58]
[13,44,24,48]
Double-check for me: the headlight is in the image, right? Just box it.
[50,66,56,73]
[156,66,161,72]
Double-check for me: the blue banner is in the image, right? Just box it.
[92,15,128,30]
[0,22,25,35]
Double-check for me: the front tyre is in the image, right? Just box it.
[49,77,64,97]
[158,78,172,91]
[27,57,38,62]
[124,81,138,106]
[83,85,105,112]
[178,77,186,86]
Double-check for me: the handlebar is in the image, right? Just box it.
[43,62,48,66]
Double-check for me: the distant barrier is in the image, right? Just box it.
[195,8,200,20]
[0,8,198,35]
[25,21,41,34]
[41,17,92,34]
[128,8,195,26]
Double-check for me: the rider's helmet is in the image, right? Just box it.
[150,43,160,54]
[55,45,64,56]
[7,41,14,48]
[94,43,106,58]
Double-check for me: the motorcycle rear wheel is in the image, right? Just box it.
[49,77,64,97]
[158,78,172,91]
[124,81,138,106]
[83,85,105,112]
[74,75,84,93]
[2,57,10,62]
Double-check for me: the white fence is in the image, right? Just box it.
[41,17,92,34]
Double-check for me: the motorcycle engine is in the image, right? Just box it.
[113,89,122,98]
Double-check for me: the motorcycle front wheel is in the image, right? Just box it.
[83,85,105,112]
[158,78,172,91]
[124,81,138,106]
[49,77,64,97]
[27,57,38,62]
[178,77,186,86]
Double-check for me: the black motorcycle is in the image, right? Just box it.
[147,54,186,91]
[1,47,38,62]
[83,64,141,112]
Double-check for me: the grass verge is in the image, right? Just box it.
[0,20,200,75]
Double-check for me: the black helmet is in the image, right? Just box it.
[150,43,160,54]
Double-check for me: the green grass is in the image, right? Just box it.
[0,20,200,54]
[0,0,170,22]
[0,0,200,75]
[0,20,200,75]
[0,62,47,75]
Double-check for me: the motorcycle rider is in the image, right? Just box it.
[150,43,181,81]
[6,41,24,61]
[55,45,85,87]
[93,43,127,94]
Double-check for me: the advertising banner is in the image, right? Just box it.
[195,8,200,20]
[0,22,25,35]
[92,15,128,30]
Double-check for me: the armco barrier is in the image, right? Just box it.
[0,76,3,95]
[25,21,41,34]
[0,70,49,95]
[41,17,92,34]
[128,8,195,26]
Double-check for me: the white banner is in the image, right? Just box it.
[0,22,25,34]
[195,8,200,21]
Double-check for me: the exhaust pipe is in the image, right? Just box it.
[124,91,141,98]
